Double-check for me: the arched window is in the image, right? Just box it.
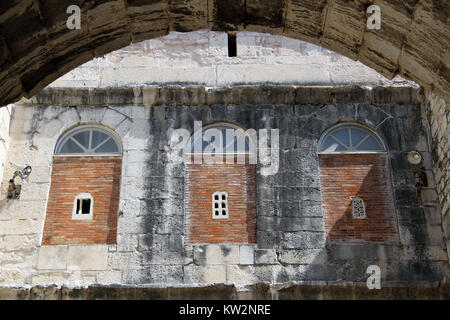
[317,122,398,243]
[186,123,255,155]
[318,123,386,153]
[55,125,122,155]
[185,122,257,244]
[43,124,122,246]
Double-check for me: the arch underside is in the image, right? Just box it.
[0,0,448,107]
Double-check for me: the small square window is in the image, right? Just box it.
[72,193,94,220]
[76,198,92,214]
[212,191,229,219]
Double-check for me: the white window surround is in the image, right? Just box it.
[72,193,94,220]
[212,191,229,219]
[352,196,367,219]
[318,123,387,154]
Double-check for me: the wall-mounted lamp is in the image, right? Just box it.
[407,151,422,165]
[7,165,32,199]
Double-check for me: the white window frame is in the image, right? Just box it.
[351,196,367,219]
[72,193,94,220]
[212,191,229,219]
[318,123,387,154]
[186,123,256,156]
[54,125,122,156]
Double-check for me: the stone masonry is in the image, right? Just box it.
[0,86,447,290]
[0,29,447,299]
[425,91,449,263]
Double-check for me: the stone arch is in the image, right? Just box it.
[0,0,448,106]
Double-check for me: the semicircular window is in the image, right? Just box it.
[55,126,122,155]
[187,123,255,154]
[318,123,386,153]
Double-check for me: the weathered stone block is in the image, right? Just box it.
[226,265,274,286]
[282,232,326,249]
[193,244,240,265]
[257,231,281,249]
[0,219,42,235]
[254,249,278,265]
[184,265,227,284]
[37,245,68,270]
[0,287,30,300]
[0,234,40,251]
[279,217,324,232]
[30,286,61,300]
[239,245,255,265]
[279,249,327,265]
[117,234,138,252]
[124,265,183,284]
[420,189,439,205]
[96,271,123,285]
[67,245,108,271]
[328,244,379,261]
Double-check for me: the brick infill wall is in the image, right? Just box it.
[185,159,256,244]
[42,156,122,245]
[319,154,399,243]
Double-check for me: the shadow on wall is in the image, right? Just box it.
[300,155,444,286]
[321,154,398,244]
[120,102,448,287]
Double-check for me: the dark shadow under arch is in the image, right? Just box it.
[0,0,448,106]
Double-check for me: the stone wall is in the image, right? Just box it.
[1,283,450,300]
[0,107,12,188]
[0,87,447,289]
[49,31,416,90]
[0,0,448,107]
[425,91,449,263]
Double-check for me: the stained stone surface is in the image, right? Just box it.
[0,87,447,290]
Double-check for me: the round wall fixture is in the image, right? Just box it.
[407,151,422,165]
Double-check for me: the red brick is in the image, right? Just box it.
[186,159,256,244]
[42,156,122,245]
[319,154,398,243]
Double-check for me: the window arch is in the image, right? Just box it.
[185,122,257,244]
[318,121,398,243]
[186,122,255,154]
[318,123,387,153]
[43,124,122,245]
[55,125,122,155]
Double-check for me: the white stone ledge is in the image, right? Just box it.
[36,245,109,272]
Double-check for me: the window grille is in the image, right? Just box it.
[352,196,367,219]
[212,191,229,219]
